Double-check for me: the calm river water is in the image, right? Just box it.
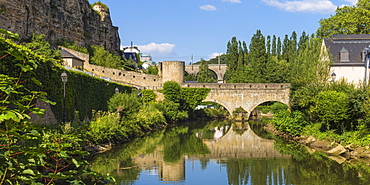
[90,120,370,185]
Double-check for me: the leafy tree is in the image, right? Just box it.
[140,89,157,103]
[310,90,349,132]
[272,35,277,56]
[248,30,267,82]
[196,59,217,83]
[162,81,182,103]
[23,34,62,63]
[185,73,197,81]
[277,37,282,59]
[317,0,370,38]
[90,45,123,68]
[226,37,239,72]
[107,93,142,119]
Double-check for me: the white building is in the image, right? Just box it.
[323,34,370,84]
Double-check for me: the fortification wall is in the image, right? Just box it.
[159,61,184,84]
[84,64,162,89]
[183,83,290,90]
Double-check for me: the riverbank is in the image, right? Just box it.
[264,123,370,164]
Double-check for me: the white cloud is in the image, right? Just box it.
[121,43,176,57]
[261,0,337,14]
[222,0,242,3]
[343,0,357,5]
[209,52,224,59]
[200,5,217,11]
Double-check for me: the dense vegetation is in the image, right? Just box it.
[0,29,116,184]
[0,29,213,184]
[265,0,370,146]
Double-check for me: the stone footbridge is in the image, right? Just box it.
[183,83,290,117]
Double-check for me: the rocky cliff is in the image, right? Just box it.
[0,0,120,53]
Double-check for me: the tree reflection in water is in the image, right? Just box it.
[90,120,370,185]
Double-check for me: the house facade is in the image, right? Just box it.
[323,34,370,84]
[59,46,88,70]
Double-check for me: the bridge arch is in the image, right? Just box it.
[184,64,227,83]
[183,83,291,118]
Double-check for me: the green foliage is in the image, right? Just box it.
[107,92,141,117]
[310,90,349,132]
[196,59,217,83]
[317,0,370,38]
[130,104,166,130]
[223,30,329,85]
[144,65,158,75]
[91,1,109,9]
[151,100,188,122]
[185,73,197,81]
[202,108,229,118]
[140,89,157,103]
[1,31,132,122]
[90,45,123,69]
[55,38,89,54]
[232,106,247,115]
[23,34,63,64]
[162,81,181,103]
[87,111,124,144]
[181,87,211,111]
[0,29,109,184]
[270,110,307,135]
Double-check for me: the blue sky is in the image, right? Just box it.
[88,0,357,64]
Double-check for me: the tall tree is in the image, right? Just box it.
[249,30,267,82]
[282,35,289,61]
[272,35,277,56]
[226,37,239,71]
[317,0,370,38]
[277,37,282,59]
[266,35,271,55]
[197,59,217,83]
[298,31,308,52]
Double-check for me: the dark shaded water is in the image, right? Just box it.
[90,120,370,185]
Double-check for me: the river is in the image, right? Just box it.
[90,120,370,185]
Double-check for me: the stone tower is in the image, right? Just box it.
[159,61,185,84]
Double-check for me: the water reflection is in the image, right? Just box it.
[90,120,370,185]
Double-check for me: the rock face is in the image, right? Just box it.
[0,0,120,53]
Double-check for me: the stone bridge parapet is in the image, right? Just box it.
[183,83,291,116]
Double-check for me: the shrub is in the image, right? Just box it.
[270,110,307,135]
[107,93,141,118]
[152,100,188,122]
[130,104,166,130]
[87,112,124,144]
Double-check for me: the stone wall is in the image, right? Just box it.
[84,63,162,90]
[183,83,291,116]
[0,0,120,53]
[158,61,184,84]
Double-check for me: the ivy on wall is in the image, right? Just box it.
[0,30,132,122]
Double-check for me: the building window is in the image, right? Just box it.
[340,47,349,62]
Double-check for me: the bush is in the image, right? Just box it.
[87,112,124,144]
[162,81,181,103]
[309,90,349,132]
[270,110,307,135]
[107,93,141,118]
[140,89,157,103]
[152,100,188,122]
[130,104,166,130]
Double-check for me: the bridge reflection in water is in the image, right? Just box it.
[202,123,289,159]
[126,122,290,183]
